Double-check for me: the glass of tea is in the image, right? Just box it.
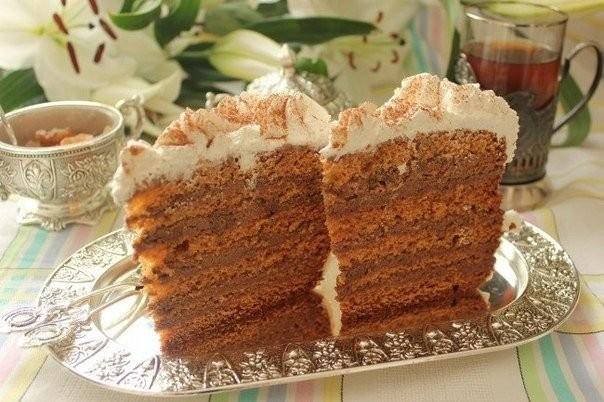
[456,1,602,188]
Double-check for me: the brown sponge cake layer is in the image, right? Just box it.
[129,173,321,239]
[135,198,326,258]
[147,232,327,290]
[139,218,328,282]
[336,217,501,267]
[340,293,488,337]
[160,293,329,359]
[143,231,328,289]
[338,262,491,323]
[333,210,501,255]
[339,240,499,291]
[338,252,494,296]
[150,271,319,329]
[323,173,502,216]
[325,181,501,244]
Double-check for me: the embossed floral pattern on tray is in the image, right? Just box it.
[39,222,579,396]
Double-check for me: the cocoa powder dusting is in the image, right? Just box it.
[331,104,372,148]
[128,145,145,156]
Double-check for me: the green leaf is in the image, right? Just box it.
[553,74,592,147]
[256,0,288,18]
[0,69,45,112]
[204,2,263,36]
[155,0,202,47]
[177,80,224,108]
[246,17,376,44]
[295,58,329,77]
[120,0,136,12]
[173,42,214,60]
[110,0,162,30]
[445,29,460,81]
[180,58,239,82]
[120,0,149,13]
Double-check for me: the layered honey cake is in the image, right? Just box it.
[320,73,519,336]
[112,92,332,357]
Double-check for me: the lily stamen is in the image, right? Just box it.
[93,43,105,63]
[66,41,80,73]
[88,0,99,15]
[370,61,381,72]
[390,50,399,64]
[99,18,117,40]
[347,52,357,69]
[52,13,69,35]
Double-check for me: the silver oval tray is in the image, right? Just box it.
[34,221,578,396]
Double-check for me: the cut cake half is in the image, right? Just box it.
[112,91,333,358]
[320,73,519,336]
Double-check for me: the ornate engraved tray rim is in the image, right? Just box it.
[39,221,580,396]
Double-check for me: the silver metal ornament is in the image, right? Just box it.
[246,45,352,117]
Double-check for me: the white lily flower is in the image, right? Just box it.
[0,0,136,99]
[209,30,282,81]
[288,0,419,104]
[299,33,410,104]
[0,0,185,135]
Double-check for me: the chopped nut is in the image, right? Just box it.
[59,133,94,145]
[35,127,74,146]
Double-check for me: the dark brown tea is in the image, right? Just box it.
[465,40,560,109]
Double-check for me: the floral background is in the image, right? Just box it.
[0,0,602,139]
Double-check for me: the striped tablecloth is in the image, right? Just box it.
[1,8,603,402]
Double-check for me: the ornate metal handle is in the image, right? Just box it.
[0,282,139,335]
[0,105,17,146]
[18,289,140,348]
[553,42,603,133]
[116,95,144,140]
[0,104,16,202]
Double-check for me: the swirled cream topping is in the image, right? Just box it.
[321,73,518,162]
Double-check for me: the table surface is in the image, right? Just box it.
[1,8,603,402]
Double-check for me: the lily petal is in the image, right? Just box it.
[209,54,279,81]
[0,31,41,69]
[92,70,184,115]
[209,30,281,81]
[34,36,137,101]
[113,29,184,82]
[0,0,56,69]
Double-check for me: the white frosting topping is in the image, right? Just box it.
[111,91,331,204]
[321,73,519,162]
[314,252,342,336]
[502,209,523,233]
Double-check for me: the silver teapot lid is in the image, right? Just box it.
[246,45,351,118]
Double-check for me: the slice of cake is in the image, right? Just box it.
[112,92,332,357]
[320,73,518,336]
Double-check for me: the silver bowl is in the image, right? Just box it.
[0,98,143,231]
